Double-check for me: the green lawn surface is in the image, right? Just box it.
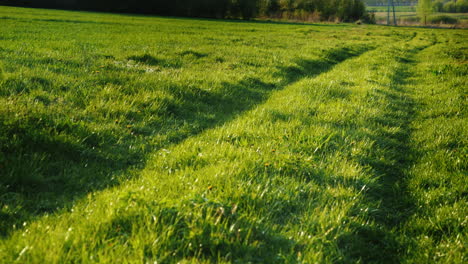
[0,6,466,263]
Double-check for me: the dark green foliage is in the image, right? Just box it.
[0,64,4,83]
[2,0,370,21]
[428,15,459,24]
[440,0,468,13]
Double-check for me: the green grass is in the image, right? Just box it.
[0,6,467,263]
[367,5,417,13]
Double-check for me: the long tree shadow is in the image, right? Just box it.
[0,45,372,237]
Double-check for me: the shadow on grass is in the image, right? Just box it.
[0,15,121,26]
[0,45,371,237]
[80,195,296,263]
[127,53,182,68]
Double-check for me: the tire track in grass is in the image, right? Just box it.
[398,39,467,263]
[182,35,436,263]
[214,36,436,263]
[327,39,436,263]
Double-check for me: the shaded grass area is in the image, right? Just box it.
[333,43,429,263]
[400,38,467,263]
[330,34,467,263]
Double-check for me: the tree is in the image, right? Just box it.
[443,1,456,12]
[432,0,444,12]
[238,0,260,19]
[0,64,4,84]
[267,0,281,16]
[455,0,468,12]
[5,0,369,22]
[417,0,433,25]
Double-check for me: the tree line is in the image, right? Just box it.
[2,0,372,22]
[364,0,468,13]
[433,0,468,13]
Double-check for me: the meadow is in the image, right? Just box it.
[367,5,417,13]
[0,5,467,263]
[367,5,468,26]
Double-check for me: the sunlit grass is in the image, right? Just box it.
[0,6,466,263]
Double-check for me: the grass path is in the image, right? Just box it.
[398,37,467,263]
[345,33,467,263]
[336,37,435,263]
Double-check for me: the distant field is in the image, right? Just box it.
[367,5,416,12]
[0,6,467,263]
[369,6,468,26]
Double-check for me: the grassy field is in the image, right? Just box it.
[370,8,468,26]
[0,5,467,263]
[367,5,417,13]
